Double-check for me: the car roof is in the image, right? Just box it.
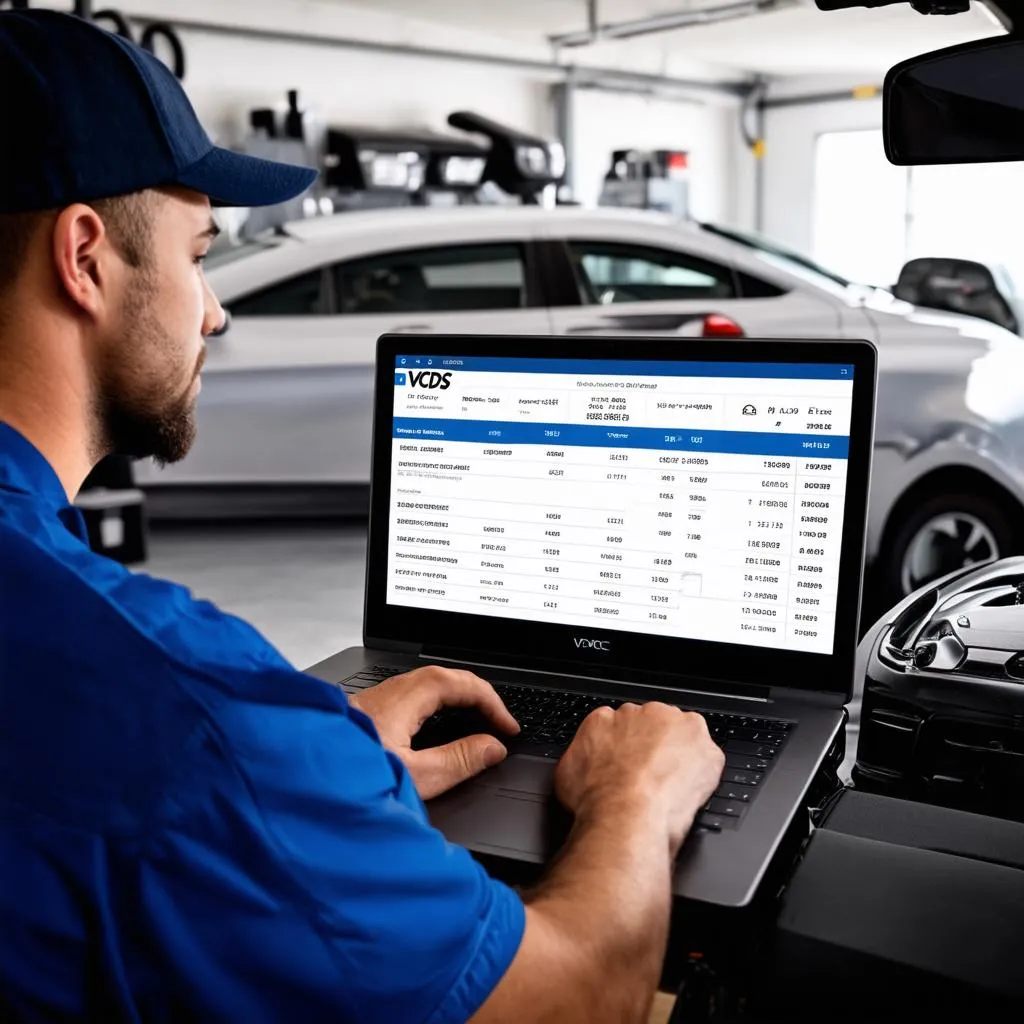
[280,203,702,243]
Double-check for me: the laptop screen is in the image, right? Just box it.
[384,352,856,657]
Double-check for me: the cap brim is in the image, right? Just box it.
[174,146,318,208]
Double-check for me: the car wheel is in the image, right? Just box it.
[883,491,1017,599]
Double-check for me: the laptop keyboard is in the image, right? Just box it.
[343,665,795,833]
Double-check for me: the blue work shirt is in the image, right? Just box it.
[0,423,525,1023]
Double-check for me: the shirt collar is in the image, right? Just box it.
[0,422,73,510]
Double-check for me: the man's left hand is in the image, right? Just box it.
[350,666,521,800]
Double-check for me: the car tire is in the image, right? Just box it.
[881,490,1018,602]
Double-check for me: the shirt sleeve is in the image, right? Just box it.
[136,666,525,1024]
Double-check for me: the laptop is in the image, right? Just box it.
[307,333,877,908]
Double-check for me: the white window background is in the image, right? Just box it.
[813,130,909,288]
[814,129,1024,292]
[907,162,1024,295]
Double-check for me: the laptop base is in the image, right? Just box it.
[307,644,844,909]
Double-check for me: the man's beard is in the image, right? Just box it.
[95,274,204,467]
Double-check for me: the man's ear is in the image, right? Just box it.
[51,204,113,319]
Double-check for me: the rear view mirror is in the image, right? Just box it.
[885,35,1024,165]
[893,257,1019,334]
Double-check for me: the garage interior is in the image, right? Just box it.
[115,0,1012,672]
[6,0,1024,1020]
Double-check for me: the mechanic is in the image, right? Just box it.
[0,10,724,1023]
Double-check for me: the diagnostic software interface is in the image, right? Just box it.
[386,355,854,655]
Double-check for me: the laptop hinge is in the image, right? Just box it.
[769,684,847,708]
[363,636,421,656]
[418,647,774,704]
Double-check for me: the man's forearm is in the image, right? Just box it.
[522,792,682,1023]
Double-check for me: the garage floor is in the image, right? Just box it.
[147,521,367,670]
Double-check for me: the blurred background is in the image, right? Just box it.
[53,0,1022,671]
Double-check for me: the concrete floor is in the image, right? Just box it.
[146,520,367,671]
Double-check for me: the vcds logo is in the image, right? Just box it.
[574,638,611,651]
[408,370,453,391]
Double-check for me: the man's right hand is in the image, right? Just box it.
[473,704,726,1023]
[554,702,726,857]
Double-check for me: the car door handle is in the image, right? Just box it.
[390,323,434,333]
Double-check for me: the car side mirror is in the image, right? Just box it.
[884,34,1024,166]
[893,257,1019,334]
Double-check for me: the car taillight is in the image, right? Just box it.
[701,314,745,337]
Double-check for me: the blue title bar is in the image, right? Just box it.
[394,355,854,381]
[392,418,849,459]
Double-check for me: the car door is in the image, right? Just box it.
[138,237,550,490]
[322,240,550,483]
[544,236,751,336]
[539,221,844,339]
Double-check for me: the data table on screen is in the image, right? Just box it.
[387,357,854,655]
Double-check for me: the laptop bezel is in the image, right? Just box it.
[364,334,876,703]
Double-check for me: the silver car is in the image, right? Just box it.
[136,205,1024,599]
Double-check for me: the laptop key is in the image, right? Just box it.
[725,726,762,742]
[696,812,737,831]
[707,798,745,817]
[724,739,777,758]
[714,787,752,803]
[723,769,763,787]
[725,754,771,772]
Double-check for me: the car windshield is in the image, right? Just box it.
[700,223,860,292]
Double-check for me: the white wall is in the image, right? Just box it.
[177,29,553,149]
[35,0,555,145]
[35,0,745,221]
[760,75,883,254]
[570,89,742,225]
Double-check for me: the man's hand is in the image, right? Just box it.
[472,703,725,1024]
[350,666,520,800]
[554,702,724,857]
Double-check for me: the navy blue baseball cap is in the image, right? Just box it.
[0,9,317,215]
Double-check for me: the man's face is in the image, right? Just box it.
[95,188,223,465]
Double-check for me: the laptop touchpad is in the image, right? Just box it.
[426,757,569,860]
[479,754,555,795]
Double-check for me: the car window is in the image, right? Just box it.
[335,244,526,314]
[734,271,788,299]
[568,241,735,305]
[229,268,330,317]
[700,223,854,294]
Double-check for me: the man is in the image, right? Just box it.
[0,10,724,1023]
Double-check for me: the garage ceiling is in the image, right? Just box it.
[337,0,1003,76]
